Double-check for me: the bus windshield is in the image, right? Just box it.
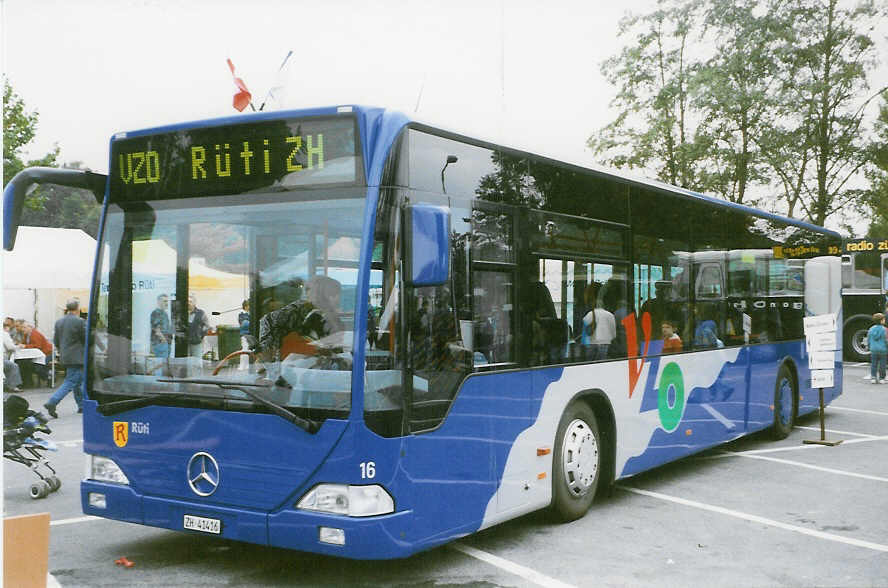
[89,187,368,420]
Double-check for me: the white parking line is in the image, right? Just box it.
[50,516,101,526]
[621,486,888,553]
[796,426,877,438]
[829,406,888,417]
[701,434,888,458]
[450,542,578,588]
[721,451,888,482]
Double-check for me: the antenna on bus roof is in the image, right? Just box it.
[258,50,294,112]
[414,73,426,113]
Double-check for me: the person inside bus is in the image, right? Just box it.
[581,282,616,361]
[693,303,723,349]
[641,280,672,333]
[602,277,630,359]
[186,293,211,358]
[306,275,344,335]
[527,282,568,365]
[661,318,683,353]
[257,276,344,363]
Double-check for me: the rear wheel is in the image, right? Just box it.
[551,402,600,521]
[844,319,871,363]
[772,363,797,440]
[47,476,61,492]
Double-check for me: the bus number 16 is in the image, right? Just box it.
[360,461,376,479]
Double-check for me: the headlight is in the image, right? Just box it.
[296,484,394,517]
[89,455,130,485]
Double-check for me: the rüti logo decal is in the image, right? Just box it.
[113,421,129,447]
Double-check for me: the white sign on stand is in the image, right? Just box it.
[806,332,837,353]
[808,351,835,371]
[811,369,835,389]
[804,313,837,389]
[803,314,837,335]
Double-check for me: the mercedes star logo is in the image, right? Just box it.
[186,452,220,497]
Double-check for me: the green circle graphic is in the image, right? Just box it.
[658,362,685,432]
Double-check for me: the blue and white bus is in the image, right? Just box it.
[3,105,843,559]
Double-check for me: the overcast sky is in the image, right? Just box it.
[2,0,886,231]
[1,0,664,172]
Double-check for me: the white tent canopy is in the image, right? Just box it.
[2,226,96,289]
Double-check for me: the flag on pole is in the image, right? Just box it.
[227,58,253,112]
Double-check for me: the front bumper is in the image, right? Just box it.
[81,480,417,559]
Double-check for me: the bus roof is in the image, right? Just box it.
[110,104,841,240]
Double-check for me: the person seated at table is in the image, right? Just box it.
[20,323,52,386]
[2,321,23,393]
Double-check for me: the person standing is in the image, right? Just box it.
[866,313,887,384]
[44,299,86,417]
[581,283,616,361]
[187,293,210,358]
[150,294,172,358]
[237,299,251,370]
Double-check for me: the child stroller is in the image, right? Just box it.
[3,394,61,499]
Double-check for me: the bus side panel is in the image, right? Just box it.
[400,369,544,547]
[619,347,744,477]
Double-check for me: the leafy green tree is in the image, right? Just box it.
[692,0,784,205]
[3,78,100,237]
[588,0,707,191]
[864,94,888,237]
[3,78,58,184]
[766,0,885,226]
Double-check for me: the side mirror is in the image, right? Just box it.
[405,204,450,287]
[3,167,107,250]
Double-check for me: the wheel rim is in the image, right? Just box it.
[851,329,870,358]
[561,418,599,497]
[777,377,793,426]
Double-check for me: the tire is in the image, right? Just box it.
[551,402,601,522]
[29,481,50,499]
[48,476,61,492]
[844,319,871,363]
[772,363,797,440]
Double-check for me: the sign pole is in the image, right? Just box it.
[802,313,841,447]
[803,387,842,446]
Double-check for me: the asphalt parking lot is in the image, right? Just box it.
[4,362,887,587]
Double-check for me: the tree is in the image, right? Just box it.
[3,77,100,237]
[863,94,888,237]
[692,0,784,205]
[3,77,58,184]
[588,0,707,191]
[767,0,885,226]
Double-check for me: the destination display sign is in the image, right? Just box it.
[110,115,362,201]
[843,238,888,253]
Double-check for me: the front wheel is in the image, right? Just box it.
[772,363,797,440]
[551,403,601,522]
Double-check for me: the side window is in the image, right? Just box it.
[631,187,691,355]
[405,197,472,433]
[472,270,514,366]
[695,264,724,299]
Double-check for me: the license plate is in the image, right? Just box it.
[183,514,221,534]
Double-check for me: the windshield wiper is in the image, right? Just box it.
[97,393,185,416]
[158,377,321,434]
